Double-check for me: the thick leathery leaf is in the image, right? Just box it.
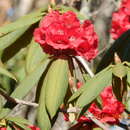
[10,59,50,99]
[13,122,31,130]
[69,66,111,103]
[0,8,46,34]
[112,63,127,79]
[126,97,130,111]
[0,59,50,118]
[26,39,47,73]
[0,67,17,81]
[45,59,69,118]
[0,26,29,50]
[68,85,85,102]
[127,67,130,86]
[76,67,112,108]
[6,117,30,125]
[38,71,51,130]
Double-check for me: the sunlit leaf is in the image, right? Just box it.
[127,66,130,86]
[0,67,17,81]
[26,39,47,73]
[45,59,69,118]
[13,122,31,130]
[112,63,127,79]
[10,59,50,99]
[0,26,29,51]
[76,67,112,108]
[6,117,30,125]
[38,72,51,130]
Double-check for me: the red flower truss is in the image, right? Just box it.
[111,0,130,39]
[34,10,98,61]
[28,125,40,130]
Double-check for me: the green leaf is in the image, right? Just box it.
[92,128,102,130]
[0,26,29,51]
[10,59,50,99]
[68,76,92,102]
[68,85,85,102]
[26,39,47,73]
[0,67,17,81]
[126,97,130,111]
[0,108,11,119]
[6,117,30,125]
[127,66,130,86]
[112,63,127,79]
[0,8,46,34]
[13,122,31,130]
[38,71,51,130]
[0,59,50,119]
[45,59,69,118]
[76,67,112,108]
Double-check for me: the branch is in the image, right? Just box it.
[0,89,38,107]
[0,88,110,129]
[75,56,94,77]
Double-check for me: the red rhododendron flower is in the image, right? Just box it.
[0,128,6,130]
[111,0,130,39]
[34,10,98,61]
[121,0,130,15]
[28,125,40,130]
[78,86,124,124]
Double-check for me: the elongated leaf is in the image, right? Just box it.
[112,63,127,79]
[0,67,17,81]
[0,59,50,118]
[68,85,85,102]
[0,26,29,51]
[76,67,112,108]
[127,67,130,86]
[69,66,111,102]
[6,117,30,125]
[10,59,50,99]
[38,72,51,130]
[13,122,31,130]
[26,39,47,73]
[45,59,69,118]
[0,108,11,119]
[126,97,130,111]
[0,8,46,34]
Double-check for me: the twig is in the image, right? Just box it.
[0,88,109,129]
[76,56,94,77]
[0,89,38,107]
[14,98,38,107]
[86,111,109,130]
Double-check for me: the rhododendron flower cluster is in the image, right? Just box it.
[77,84,124,124]
[111,0,130,39]
[34,10,98,61]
